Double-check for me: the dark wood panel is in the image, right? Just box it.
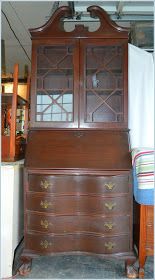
[25,130,131,170]
[25,232,130,254]
[28,174,130,194]
[26,193,131,215]
[27,213,130,235]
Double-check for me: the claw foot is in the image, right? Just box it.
[126,265,138,279]
[138,268,144,279]
[18,257,32,276]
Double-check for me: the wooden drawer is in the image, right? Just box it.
[28,174,130,195]
[146,205,154,248]
[27,213,130,235]
[146,206,154,225]
[25,232,130,255]
[26,193,131,215]
[146,224,154,243]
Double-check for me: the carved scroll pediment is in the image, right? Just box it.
[29,5,129,39]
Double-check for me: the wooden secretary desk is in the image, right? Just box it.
[20,6,136,278]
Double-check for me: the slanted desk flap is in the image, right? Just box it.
[25,130,131,170]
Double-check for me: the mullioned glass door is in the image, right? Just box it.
[31,40,79,128]
[79,39,128,129]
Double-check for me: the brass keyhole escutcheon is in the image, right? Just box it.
[105,202,116,210]
[105,242,115,250]
[74,131,84,138]
[40,200,53,209]
[104,182,115,190]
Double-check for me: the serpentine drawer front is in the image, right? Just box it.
[27,213,130,234]
[25,232,131,255]
[26,193,131,215]
[28,174,130,195]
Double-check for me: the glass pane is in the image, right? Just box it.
[36,91,73,122]
[36,45,74,122]
[85,45,124,123]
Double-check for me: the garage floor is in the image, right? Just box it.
[15,255,153,279]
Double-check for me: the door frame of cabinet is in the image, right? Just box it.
[30,38,128,129]
[79,38,128,129]
[30,39,80,128]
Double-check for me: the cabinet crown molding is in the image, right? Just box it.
[29,6,129,39]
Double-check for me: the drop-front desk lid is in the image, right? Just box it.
[25,130,132,170]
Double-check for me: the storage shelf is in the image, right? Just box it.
[1,93,28,106]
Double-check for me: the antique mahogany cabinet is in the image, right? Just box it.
[20,6,136,277]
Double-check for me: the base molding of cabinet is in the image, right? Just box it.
[17,248,136,277]
[21,249,136,259]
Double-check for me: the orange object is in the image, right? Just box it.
[1,64,30,161]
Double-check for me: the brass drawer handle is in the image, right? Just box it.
[40,180,52,189]
[105,242,115,250]
[104,182,115,190]
[40,219,53,229]
[105,202,116,210]
[104,222,115,230]
[40,240,53,249]
[40,200,53,209]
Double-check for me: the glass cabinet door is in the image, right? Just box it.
[79,39,128,129]
[31,40,79,128]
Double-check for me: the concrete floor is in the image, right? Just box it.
[15,255,154,279]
